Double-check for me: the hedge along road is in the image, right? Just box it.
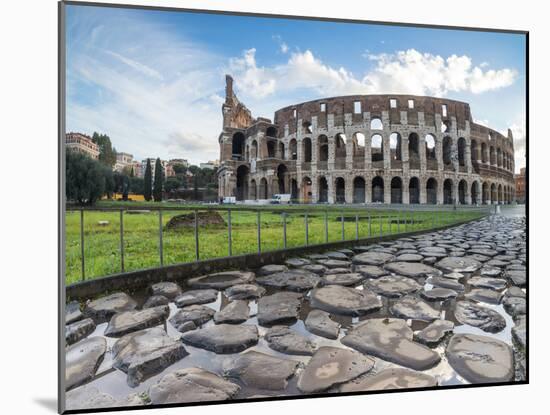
[64,201,487,285]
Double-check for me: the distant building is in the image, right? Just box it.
[130,161,142,178]
[114,152,134,172]
[515,167,526,203]
[65,132,100,159]
[140,158,174,180]
[168,158,189,168]
[199,161,218,170]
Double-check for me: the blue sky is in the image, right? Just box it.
[66,4,526,171]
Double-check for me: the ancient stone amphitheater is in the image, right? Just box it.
[218,75,515,205]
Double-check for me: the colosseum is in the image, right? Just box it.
[217,75,515,205]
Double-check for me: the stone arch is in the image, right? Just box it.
[249,179,257,200]
[481,142,488,163]
[409,177,420,204]
[290,179,298,201]
[231,132,246,160]
[441,120,451,133]
[498,184,503,203]
[267,141,276,158]
[490,146,496,165]
[425,134,436,160]
[390,132,402,161]
[289,139,297,161]
[353,176,366,203]
[443,136,453,166]
[391,177,403,204]
[471,181,480,205]
[372,176,384,203]
[408,133,419,158]
[236,165,249,201]
[259,177,269,200]
[471,139,478,164]
[426,178,437,204]
[250,140,258,159]
[335,177,346,203]
[458,137,466,167]
[353,132,366,154]
[318,135,329,163]
[277,164,288,194]
[490,183,497,203]
[302,121,312,135]
[371,134,383,163]
[318,176,328,203]
[278,142,285,159]
[458,179,467,204]
[303,137,312,162]
[335,133,347,160]
[443,178,454,204]
[497,148,502,167]
[370,117,383,130]
[266,126,277,138]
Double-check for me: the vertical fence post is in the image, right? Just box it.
[283,212,287,249]
[355,214,359,240]
[159,210,164,266]
[368,213,372,237]
[80,209,85,281]
[305,212,309,246]
[324,211,329,243]
[397,209,401,233]
[194,209,199,261]
[411,210,415,230]
[227,209,232,256]
[379,211,383,237]
[432,210,435,229]
[341,210,345,241]
[257,210,261,254]
[119,210,124,272]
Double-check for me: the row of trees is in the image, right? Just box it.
[66,131,218,205]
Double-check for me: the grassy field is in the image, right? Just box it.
[64,202,487,284]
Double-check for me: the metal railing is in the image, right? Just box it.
[66,203,492,283]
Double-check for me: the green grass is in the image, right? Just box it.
[64,203,487,285]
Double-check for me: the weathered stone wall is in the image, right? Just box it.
[218,77,515,205]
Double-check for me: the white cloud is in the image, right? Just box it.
[280,42,289,54]
[104,50,164,80]
[501,118,526,173]
[230,48,518,100]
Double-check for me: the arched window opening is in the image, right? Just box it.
[318,135,329,163]
[370,118,383,130]
[425,134,436,160]
[371,134,383,163]
[372,176,384,203]
[318,177,328,203]
[390,133,402,161]
[409,177,420,204]
[426,178,437,204]
[391,177,403,204]
[303,138,312,162]
[289,139,297,161]
[232,132,245,160]
[353,177,365,203]
[457,137,466,167]
[335,177,346,203]
[443,179,453,204]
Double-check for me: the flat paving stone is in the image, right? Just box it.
[480,267,503,277]
[174,289,218,307]
[512,316,526,350]
[224,350,300,390]
[66,318,96,345]
[354,265,388,278]
[414,320,454,346]
[310,285,382,316]
[265,326,317,355]
[169,305,215,331]
[301,264,328,275]
[506,270,527,287]
[446,333,514,383]
[341,318,441,370]
[339,368,437,392]
[465,288,502,304]
[256,270,321,292]
[365,275,421,298]
[297,346,375,393]
[504,286,526,299]
[435,256,482,273]
[420,287,458,301]
[285,258,311,267]
[454,301,506,333]
[66,301,83,324]
[320,272,365,286]
[258,264,288,276]
[257,291,303,326]
[181,324,259,354]
[113,327,188,386]
[149,282,182,300]
[142,295,170,309]
[316,259,351,269]
[390,296,441,321]
[66,337,107,390]
[502,296,526,317]
[384,262,443,279]
[304,309,340,339]
[427,276,465,291]
[187,271,255,289]
[104,305,170,337]
[395,254,424,262]
[224,284,266,300]
[148,368,240,404]
[214,300,249,324]
[66,386,116,410]
[352,252,395,265]
[468,277,507,291]
[84,293,137,324]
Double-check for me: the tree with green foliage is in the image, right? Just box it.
[164,176,182,193]
[91,132,117,167]
[103,166,115,199]
[143,158,152,201]
[129,176,144,195]
[153,157,163,202]
[66,150,106,205]
[172,163,187,175]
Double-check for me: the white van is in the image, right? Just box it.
[222,196,236,204]
[271,194,291,204]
